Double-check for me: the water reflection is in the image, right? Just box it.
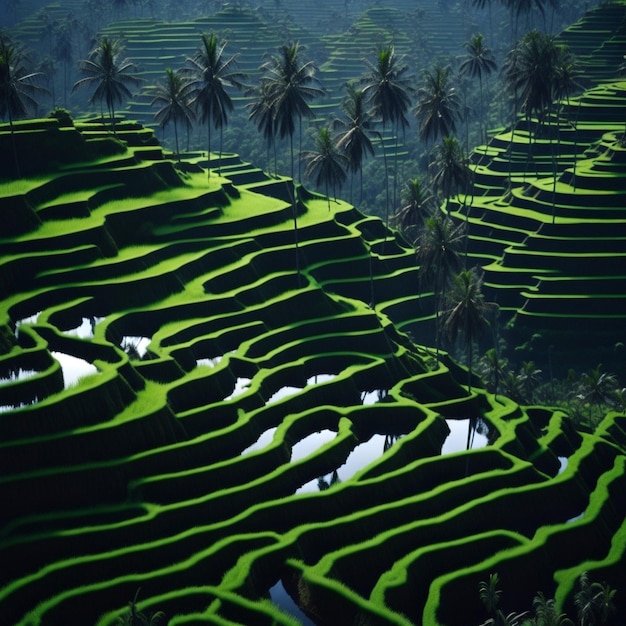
[361,389,387,405]
[441,418,489,454]
[121,336,151,359]
[291,429,336,462]
[66,317,105,339]
[0,369,38,385]
[224,377,251,401]
[269,581,314,625]
[241,427,278,455]
[52,352,98,387]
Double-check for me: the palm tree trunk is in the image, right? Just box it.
[290,132,301,285]
[8,109,21,178]
[381,127,390,251]
[479,74,484,144]
[219,124,223,175]
[207,122,211,179]
[173,119,180,163]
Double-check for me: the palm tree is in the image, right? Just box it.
[258,41,323,283]
[183,33,246,177]
[148,68,195,163]
[503,30,562,184]
[414,64,461,146]
[504,30,560,129]
[73,36,141,133]
[517,360,542,404]
[302,126,348,210]
[431,136,471,216]
[0,35,47,178]
[361,44,413,229]
[443,268,490,392]
[478,347,507,399]
[576,364,618,422]
[551,44,581,223]
[574,571,617,626]
[392,177,433,242]
[442,268,490,451]
[247,81,277,174]
[415,214,466,358]
[333,83,375,204]
[459,33,496,143]
[259,41,323,182]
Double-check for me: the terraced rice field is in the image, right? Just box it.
[1,113,625,625]
[442,0,626,372]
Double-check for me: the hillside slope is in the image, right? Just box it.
[1,118,625,625]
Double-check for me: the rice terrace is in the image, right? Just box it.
[1,0,626,624]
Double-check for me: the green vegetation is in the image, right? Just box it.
[0,1,625,625]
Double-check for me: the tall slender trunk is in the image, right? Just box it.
[173,119,180,163]
[380,124,390,251]
[219,123,223,175]
[392,122,400,216]
[290,131,300,285]
[207,122,212,178]
[8,110,21,178]
[479,74,484,144]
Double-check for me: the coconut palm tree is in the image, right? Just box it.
[0,35,47,177]
[517,360,542,404]
[247,81,277,174]
[459,33,496,143]
[361,44,413,229]
[504,30,559,128]
[576,364,618,422]
[258,41,323,283]
[148,68,195,163]
[259,41,323,182]
[442,268,490,451]
[333,83,375,204]
[183,33,246,177]
[443,268,490,392]
[551,44,581,223]
[415,214,466,358]
[302,126,348,210]
[392,177,434,242]
[431,136,471,216]
[503,30,561,183]
[414,64,461,146]
[478,347,507,399]
[73,36,141,133]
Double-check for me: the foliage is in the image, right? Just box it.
[0,34,46,123]
[479,571,618,626]
[147,67,195,161]
[73,37,141,132]
[183,32,246,175]
[115,589,165,626]
[414,64,461,145]
[430,136,471,212]
[392,177,434,241]
[333,83,375,204]
[0,34,48,177]
[257,41,323,181]
[301,125,348,208]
